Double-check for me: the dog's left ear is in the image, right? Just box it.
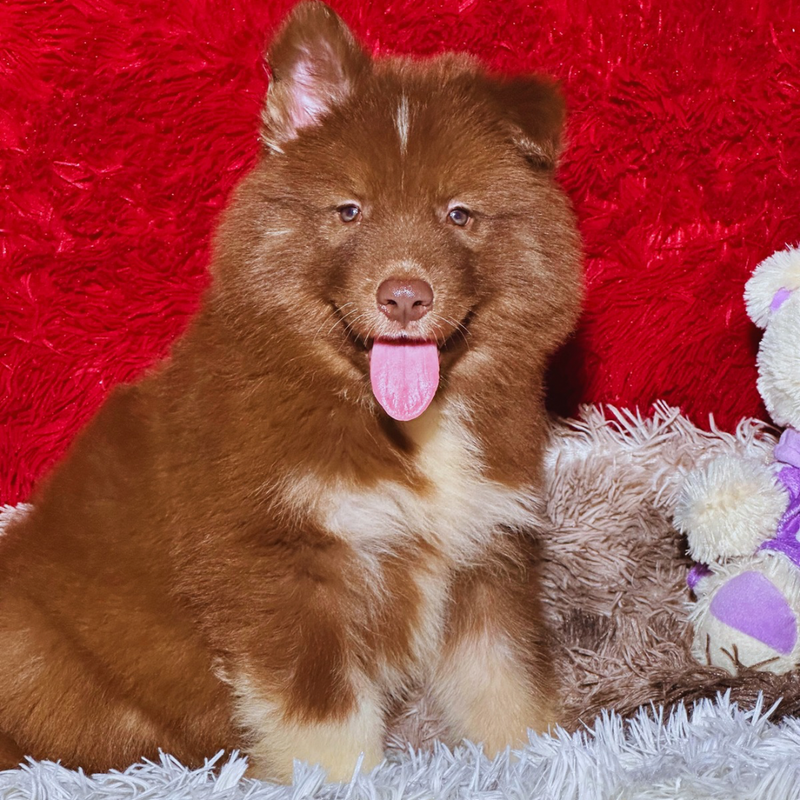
[262,1,369,150]
[495,78,566,169]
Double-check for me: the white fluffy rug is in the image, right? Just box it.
[1,694,798,800]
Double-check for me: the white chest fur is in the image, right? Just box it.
[284,401,541,566]
[277,401,543,682]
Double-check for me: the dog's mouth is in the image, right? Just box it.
[330,305,473,421]
[369,338,440,421]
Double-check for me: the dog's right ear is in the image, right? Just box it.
[262,1,369,151]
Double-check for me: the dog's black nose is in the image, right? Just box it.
[376,279,434,326]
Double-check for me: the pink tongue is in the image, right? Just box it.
[370,339,440,421]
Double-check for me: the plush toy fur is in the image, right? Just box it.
[675,247,800,675]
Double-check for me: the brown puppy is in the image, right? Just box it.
[0,1,581,783]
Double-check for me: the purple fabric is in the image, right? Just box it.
[709,570,797,654]
[687,562,712,590]
[761,429,800,568]
[771,287,793,313]
[774,427,800,469]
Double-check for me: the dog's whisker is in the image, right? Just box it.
[342,312,372,343]
[437,314,472,350]
[328,307,362,338]
[313,302,352,341]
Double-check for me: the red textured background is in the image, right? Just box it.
[2,0,800,505]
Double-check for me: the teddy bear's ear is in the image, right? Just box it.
[744,245,800,328]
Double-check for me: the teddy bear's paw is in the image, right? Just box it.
[675,455,788,563]
[690,554,800,675]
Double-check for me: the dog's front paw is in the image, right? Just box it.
[237,679,385,784]
[247,738,382,785]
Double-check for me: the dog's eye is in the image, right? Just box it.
[447,207,471,227]
[338,204,361,223]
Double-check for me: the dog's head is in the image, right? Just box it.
[212,1,582,420]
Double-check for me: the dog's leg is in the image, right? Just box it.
[0,592,204,771]
[204,539,385,784]
[0,730,25,770]
[429,537,557,756]
[232,671,384,783]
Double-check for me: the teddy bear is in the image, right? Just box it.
[673,244,800,675]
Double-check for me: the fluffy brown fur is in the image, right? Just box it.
[0,1,581,782]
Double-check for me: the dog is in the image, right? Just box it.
[0,1,582,783]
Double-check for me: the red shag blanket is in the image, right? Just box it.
[2,0,800,505]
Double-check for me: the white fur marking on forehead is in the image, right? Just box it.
[395,95,410,154]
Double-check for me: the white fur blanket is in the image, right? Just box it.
[1,694,798,800]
